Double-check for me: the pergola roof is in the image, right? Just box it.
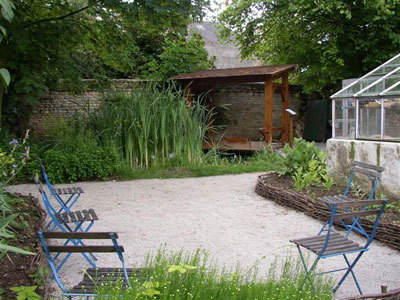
[172,64,297,86]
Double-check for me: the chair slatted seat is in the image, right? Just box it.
[69,268,143,294]
[290,198,387,295]
[291,232,364,256]
[56,209,99,224]
[34,174,99,269]
[39,232,133,299]
[55,187,84,195]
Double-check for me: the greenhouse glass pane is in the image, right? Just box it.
[383,99,400,141]
[355,65,400,97]
[381,80,400,96]
[357,100,382,140]
[333,99,355,139]
[331,53,400,99]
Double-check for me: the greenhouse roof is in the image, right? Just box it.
[331,53,400,99]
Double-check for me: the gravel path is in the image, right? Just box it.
[8,173,400,298]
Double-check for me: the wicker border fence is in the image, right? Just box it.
[255,173,400,252]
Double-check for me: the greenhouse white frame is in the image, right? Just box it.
[331,53,400,141]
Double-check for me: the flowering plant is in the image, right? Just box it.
[0,129,34,256]
[0,130,30,185]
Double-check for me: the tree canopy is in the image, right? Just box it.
[0,0,212,130]
[218,0,400,97]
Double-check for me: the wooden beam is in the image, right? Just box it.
[281,73,289,145]
[184,84,194,106]
[264,79,274,144]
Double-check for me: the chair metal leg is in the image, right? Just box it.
[297,246,319,291]
[333,251,365,294]
[343,254,363,295]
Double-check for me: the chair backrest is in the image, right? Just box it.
[38,231,130,294]
[344,161,384,199]
[322,199,387,256]
[37,158,60,198]
[34,173,60,225]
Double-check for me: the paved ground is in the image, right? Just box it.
[8,173,400,298]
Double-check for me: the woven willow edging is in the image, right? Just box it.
[255,173,400,252]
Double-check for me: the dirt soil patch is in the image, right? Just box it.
[0,194,48,299]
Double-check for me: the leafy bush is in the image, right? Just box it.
[43,146,118,184]
[96,248,333,299]
[280,138,334,192]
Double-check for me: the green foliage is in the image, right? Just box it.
[321,174,335,191]
[9,286,40,300]
[218,0,400,97]
[89,84,213,170]
[41,144,118,184]
[96,248,333,299]
[1,0,210,129]
[0,0,14,89]
[0,131,34,257]
[0,214,34,257]
[280,138,334,192]
[145,33,214,80]
[280,138,322,177]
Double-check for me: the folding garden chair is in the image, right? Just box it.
[34,174,98,270]
[38,158,84,229]
[343,161,384,200]
[319,161,384,238]
[290,197,387,295]
[38,231,134,299]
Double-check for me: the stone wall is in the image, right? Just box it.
[28,80,142,137]
[212,84,306,140]
[28,81,306,140]
[326,138,400,200]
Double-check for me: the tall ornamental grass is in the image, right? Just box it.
[96,248,333,299]
[89,84,213,169]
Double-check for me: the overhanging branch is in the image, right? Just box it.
[30,0,101,25]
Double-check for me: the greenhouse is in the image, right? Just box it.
[331,53,400,142]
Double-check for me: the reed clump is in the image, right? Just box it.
[89,83,213,169]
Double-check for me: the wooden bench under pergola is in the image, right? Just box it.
[173,64,297,150]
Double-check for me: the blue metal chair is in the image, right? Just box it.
[343,161,384,200]
[319,161,384,238]
[34,174,98,270]
[38,231,132,299]
[38,158,84,230]
[290,198,387,295]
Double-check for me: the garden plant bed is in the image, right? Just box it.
[255,172,400,251]
[0,194,50,299]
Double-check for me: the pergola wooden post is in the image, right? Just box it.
[281,73,289,145]
[264,79,274,143]
[184,84,194,106]
[262,73,290,145]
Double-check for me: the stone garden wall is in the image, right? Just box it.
[326,138,400,200]
[28,80,306,140]
[28,80,141,137]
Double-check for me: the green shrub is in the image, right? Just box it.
[280,138,334,192]
[43,146,118,183]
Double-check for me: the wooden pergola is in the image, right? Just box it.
[173,64,297,148]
